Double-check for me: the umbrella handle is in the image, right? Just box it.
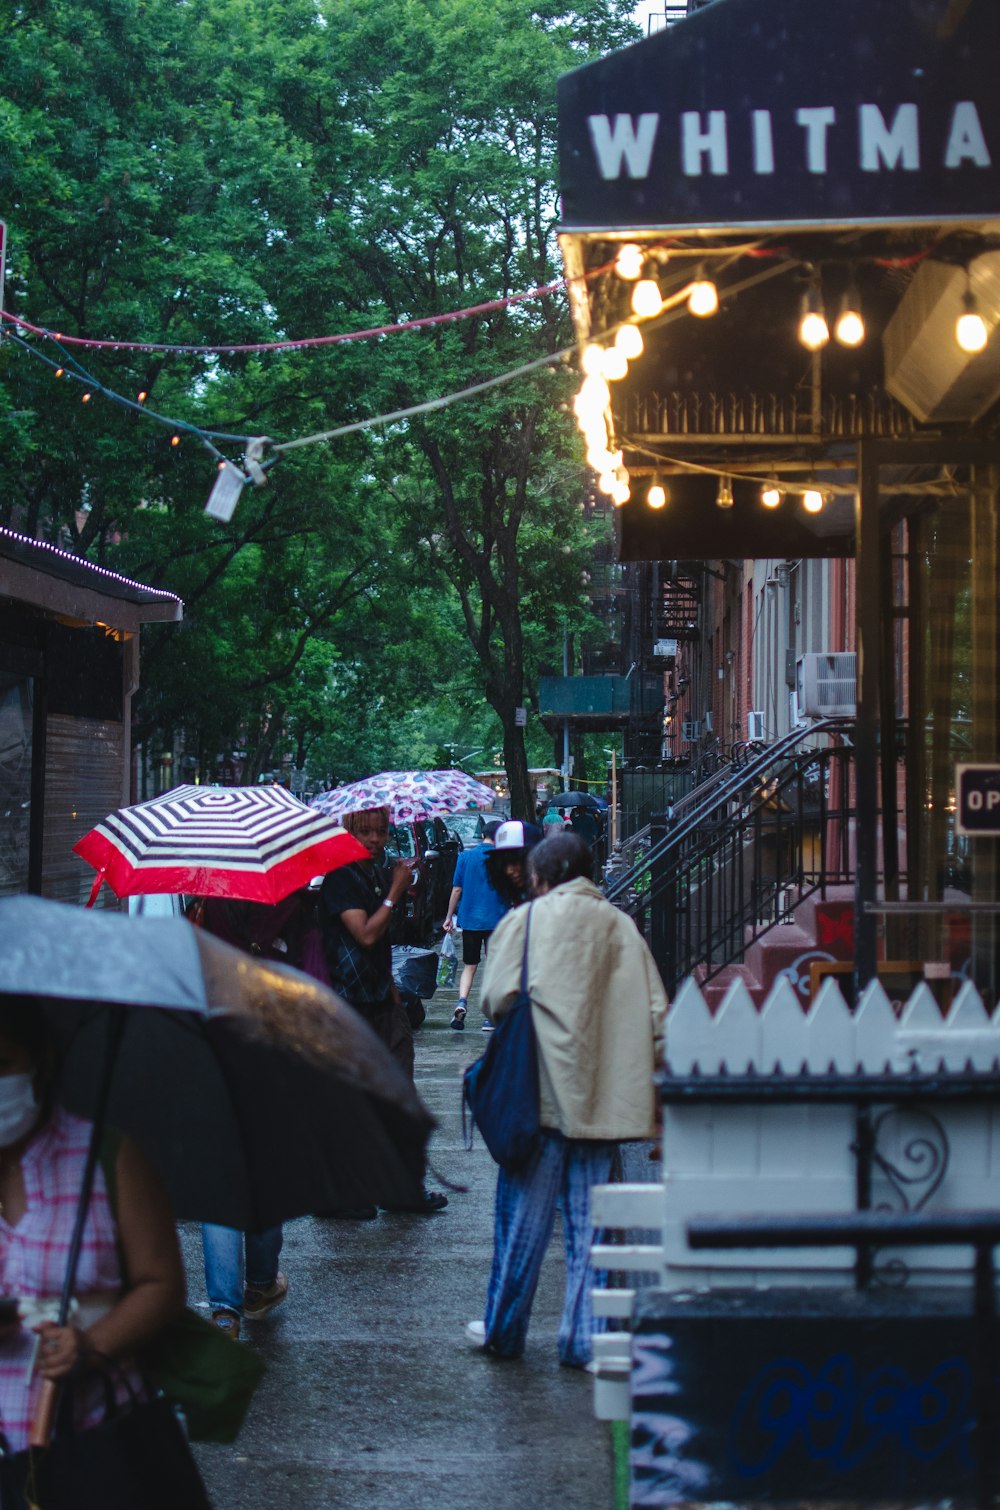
[28,1379,57,1447]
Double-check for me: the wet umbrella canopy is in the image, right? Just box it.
[0,897,433,1229]
[548,791,603,810]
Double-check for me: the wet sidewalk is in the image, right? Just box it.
[186,974,615,1509]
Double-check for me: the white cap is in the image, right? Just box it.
[494,820,529,851]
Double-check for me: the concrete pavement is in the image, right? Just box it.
[185,973,615,1510]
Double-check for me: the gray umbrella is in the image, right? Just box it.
[0,896,433,1230]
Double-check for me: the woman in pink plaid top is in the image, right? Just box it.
[0,1002,183,1451]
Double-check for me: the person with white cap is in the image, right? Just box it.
[480,820,543,1031]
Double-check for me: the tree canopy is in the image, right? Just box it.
[0,0,636,811]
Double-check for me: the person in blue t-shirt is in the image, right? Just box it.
[442,819,507,1031]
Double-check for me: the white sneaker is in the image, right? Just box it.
[465,1319,487,1346]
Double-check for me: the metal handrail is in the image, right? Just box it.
[605,718,853,906]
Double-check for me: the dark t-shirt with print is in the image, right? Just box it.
[319,861,394,1006]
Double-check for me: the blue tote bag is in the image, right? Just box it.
[462,905,540,1172]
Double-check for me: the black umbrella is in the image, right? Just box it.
[0,896,433,1229]
[548,790,603,809]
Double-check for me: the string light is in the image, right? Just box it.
[614,324,644,359]
[647,478,668,509]
[956,288,988,354]
[631,278,663,320]
[833,285,865,347]
[761,482,782,509]
[137,390,148,404]
[614,244,644,281]
[611,478,631,506]
[54,368,65,379]
[687,278,719,318]
[715,476,734,510]
[170,435,181,447]
[798,284,829,351]
[580,343,605,376]
[802,487,825,514]
[81,392,92,404]
[600,346,629,381]
[0,525,183,604]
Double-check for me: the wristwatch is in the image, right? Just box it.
[382,898,395,910]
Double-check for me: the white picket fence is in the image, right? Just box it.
[589,974,1000,1420]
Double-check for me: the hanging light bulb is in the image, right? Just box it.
[614,323,644,359]
[798,284,829,351]
[614,244,644,281]
[715,476,734,510]
[611,479,631,506]
[54,368,65,379]
[597,470,617,496]
[688,278,719,318]
[646,478,668,509]
[170,434,181,447]
[81,392,92,404]
[760,482,782,509]
[580,343,605,376]
[802,487,825,514]
[956,288,989,353]
[833,285,865,347]
[631,278,663,320]
[137,390,148,404]
[600,346,629,381]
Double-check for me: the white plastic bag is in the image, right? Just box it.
[437,930,458,987]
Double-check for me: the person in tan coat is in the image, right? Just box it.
[466,832,667,1368]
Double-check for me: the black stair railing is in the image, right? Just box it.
[606,720,855,993]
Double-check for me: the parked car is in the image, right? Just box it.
[443,812,488,850]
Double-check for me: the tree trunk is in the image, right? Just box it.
[501,716,533,821]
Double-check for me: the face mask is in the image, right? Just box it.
[0,1074,39,1148]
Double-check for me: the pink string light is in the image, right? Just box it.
[0,526,183,604]
[0,276,574,355]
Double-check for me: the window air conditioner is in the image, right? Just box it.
[795,652,857,718]
[747,710,765,741]
[681,718,701,743]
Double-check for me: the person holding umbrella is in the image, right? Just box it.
[319,807,447,1215]
[0,998,185,1452]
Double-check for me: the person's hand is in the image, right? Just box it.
[34,1323,85,1379]
[443,917,454,932]
[389,860,413,899]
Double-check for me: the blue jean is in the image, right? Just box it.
[483,1131,615,1366]
[201,1224,283,1316]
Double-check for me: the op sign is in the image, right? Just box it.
[956,764,1000,836]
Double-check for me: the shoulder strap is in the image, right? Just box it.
[520,903,534,994]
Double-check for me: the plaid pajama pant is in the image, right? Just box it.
[483,1131,615,1367]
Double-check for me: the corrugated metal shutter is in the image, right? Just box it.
[42,715,126,908]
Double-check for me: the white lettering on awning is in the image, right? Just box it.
[752,110,775,175]
[795,107,836,173]
[944,101,991,168]
[681,111,729,176]
[859,103,920,170]
[587,114,660,179]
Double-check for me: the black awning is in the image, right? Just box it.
[558,0,999,234]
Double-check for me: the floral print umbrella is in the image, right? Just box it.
[311,769,495,824]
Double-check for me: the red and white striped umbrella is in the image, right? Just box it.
[311,769,495,825]
[75,784,369,906]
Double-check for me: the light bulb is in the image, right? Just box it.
[631,279,663,320]
[170,435,181,447]
[54,368,65,379]
[761,483,782,509]
[137,390,148,403]
[647,482,668,509]
[586,444,614,471]
[715,477,734,510]
[614,323,644,359]
[611,480,631,506]
[615,244,644,281]
[580,343,605,376]
[688,279,719,318]
[834,288,865,347]
[81,392,92,404]
[956,290,988,353]
[799,311,829,351]
[798,283,829,351]
[600,346,629,381]
[802,488,824,514]
[597,470,617,496]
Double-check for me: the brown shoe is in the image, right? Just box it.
[243,1271,289,1319]
[212,1308,241,1340]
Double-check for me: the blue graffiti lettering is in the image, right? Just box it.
[729,1354,972,1478]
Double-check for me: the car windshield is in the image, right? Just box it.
[445,813,487,848]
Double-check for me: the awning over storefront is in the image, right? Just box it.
[559,0,998,235]
[556,0,1000,563]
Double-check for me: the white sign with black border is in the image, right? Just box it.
[956,763,1000,836]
